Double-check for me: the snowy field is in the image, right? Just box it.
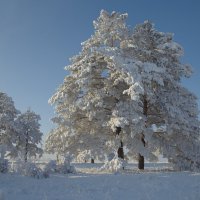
[1,163,200,200]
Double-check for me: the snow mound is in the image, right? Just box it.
[44,160,57,173]
[14,161,49,178]
[57,154,76,174]
[44,155,76,174]
[57,163,76,174]
[100,157,126,172]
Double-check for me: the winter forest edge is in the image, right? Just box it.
[1,10,200,177]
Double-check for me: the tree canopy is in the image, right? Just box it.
[46,10,200,171]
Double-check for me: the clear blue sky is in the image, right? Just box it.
[0,0,199,137]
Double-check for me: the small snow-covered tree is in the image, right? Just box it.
[15,109,43,162]
[0,92,19,159]
[45,127,69,162]
[48,10,200,171]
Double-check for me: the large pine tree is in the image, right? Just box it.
[48,10,200,171]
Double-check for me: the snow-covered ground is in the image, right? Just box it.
[0,163,200,200]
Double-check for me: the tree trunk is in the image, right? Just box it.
[138,153,144,170]
[143,94,148,117]
[24,141,28,162]
[116,127,121,135]
[91,158,94,163]
[137,94,148,170]
[117,141,124,159]
[138,134,146,170]
[56,154,59,163]
[24,132,28,162]
[115,127,124,159]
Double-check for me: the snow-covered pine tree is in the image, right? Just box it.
[15,109,43,162]
[48,10,130,162]
[0,92,19,159]
[126,21,200,170]
[49,10,160,165]
[49,10,200,171]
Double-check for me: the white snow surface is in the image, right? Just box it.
[0,163,200,200]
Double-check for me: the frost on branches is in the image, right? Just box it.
[47,10,200,171]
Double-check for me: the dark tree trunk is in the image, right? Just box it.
[137,94,148,170]
[115,127,124,160]
[56,154,59,163]
[91,158,94,164]
[138,153,144,170]
[143,94,148,117]
[118,141,124,159]
[115,127,121,136]
[24,132,28,162]
[138,134,146,170]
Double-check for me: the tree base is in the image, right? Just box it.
[138,154,144,170]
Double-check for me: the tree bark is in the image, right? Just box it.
[56,154,59,163]
[117,141,124,159]
[137,94,148,170]
[115,127,124,159]
[143,94,148,117]
[24,131,28,162]
[118,141,125,170]
[115,127,121,136]
[138,153,144,170]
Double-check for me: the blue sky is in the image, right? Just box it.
[0,0,199,137]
